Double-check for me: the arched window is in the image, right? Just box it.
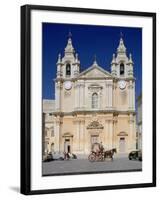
[66,63,71,76]
[120,63,125,75]
[92,93,98,108]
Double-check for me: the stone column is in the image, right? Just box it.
[73,120,77,152]
[88,91,92,109]
[83,120,85,152]
[115,117,118,149]
[103,119,108,149]
[128,82,131,109]
[84,124,89,154]
[106,84,109,108]
[130,82,133,109]
[55,82,61,111]
[82,84,85,109]
[79,83,85,109]
[79,84,82,109]
[112,83,115,108]
[106,82,113,108]
[105,119,109,149]
[105,119,113,149]
[108,120,113,149]
[55,118,61,153]
[132,82,135,110]
[112,117,117,148]
[74,83,78,109]
[75,119,80,151]
[80,120,85,151]
[108,84,113,108]
[128,114,135,151]
[132,115,136,149]
[77,84,80,109]
[128,80,133,110]
[99,91,102,109]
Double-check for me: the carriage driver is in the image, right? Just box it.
[99,142,104,153]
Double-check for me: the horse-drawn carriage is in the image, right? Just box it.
[88,142,117,162]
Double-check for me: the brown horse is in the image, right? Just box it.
[104,148,117,161]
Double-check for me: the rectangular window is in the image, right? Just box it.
[92,93,98,108]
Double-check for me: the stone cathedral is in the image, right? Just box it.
[42,34,136,157]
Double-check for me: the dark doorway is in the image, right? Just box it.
[64,139,71,153]
[67,145,71,153]
[119,137,126,152]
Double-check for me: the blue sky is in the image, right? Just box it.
[42,23,142,101]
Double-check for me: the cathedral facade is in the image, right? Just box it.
[42,34,136,156]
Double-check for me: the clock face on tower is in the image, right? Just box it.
[118,80,126,90]
[64,81,72,90]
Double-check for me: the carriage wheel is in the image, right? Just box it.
[88,154,96,162]
[98,154,105,161]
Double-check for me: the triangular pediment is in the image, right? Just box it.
[78,65,112,78]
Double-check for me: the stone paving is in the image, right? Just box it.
[42,155,142,176]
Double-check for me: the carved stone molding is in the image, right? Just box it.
[88,84,102,93]
[62,132,73,137]
[89,88,101,93]
[87,120,104,129]
[88,130,101,135]
[117,132,128,136]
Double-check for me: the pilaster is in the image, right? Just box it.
[128,80,133,110]
[113,116,118,148]
[54,117,62,153]
[105,118,113,149]
[106,82,113,108]
[74,82,78,109]
[55,81,62,111]
[128,114,135,150]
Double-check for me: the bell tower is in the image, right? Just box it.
[110,35,135,111]
[56,32,80,79]
[111,36,134,79]
[55,32,80,111]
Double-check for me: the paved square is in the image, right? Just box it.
[42,156,142,176]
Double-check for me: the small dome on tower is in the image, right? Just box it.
[117,37,126,54]
[64,32,75,55]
